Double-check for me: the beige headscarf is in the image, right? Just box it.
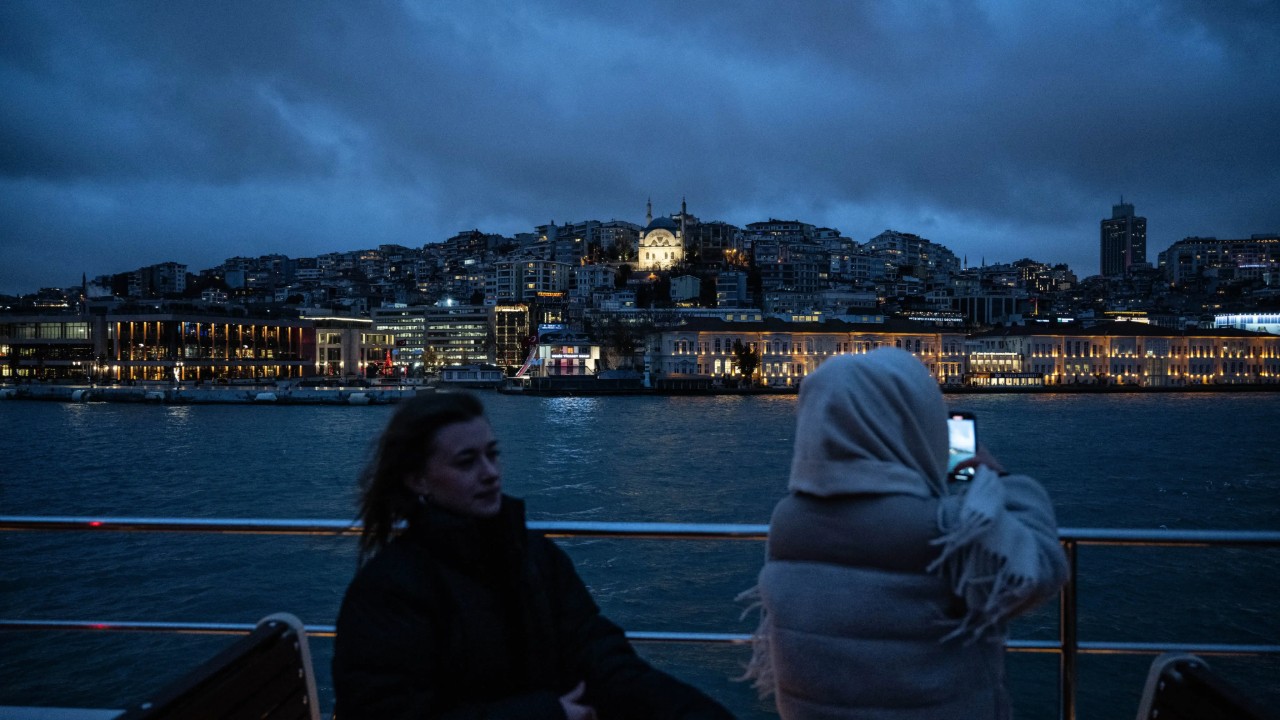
[787,347,950,499]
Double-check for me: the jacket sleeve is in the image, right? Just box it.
[539,538,734,720]
[332,558,567,720]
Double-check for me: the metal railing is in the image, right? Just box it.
[2,515,1278,720]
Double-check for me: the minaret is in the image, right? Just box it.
[645,198,652,226]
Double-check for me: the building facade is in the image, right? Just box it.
[1100,201,1147,277]
[1159,235,1280,286]
[309,315,396,378]
[968,321,1280,386]
[646,317,966,386]
[104,313,313,382]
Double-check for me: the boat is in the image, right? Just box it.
[436,363,506,389]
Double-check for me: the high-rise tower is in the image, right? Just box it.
[1100,199,1147,276]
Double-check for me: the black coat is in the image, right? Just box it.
[333,497,735,719]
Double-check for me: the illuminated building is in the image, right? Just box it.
[646,317,965,386]
[0,316,94,380]
[371,306,426,371]
[637,199,695,271]
[103,313,313,382]
[372,304,493,373]
[491,304,532,373]
[969,321,1280,386]
[488,259,571,304]
[4,312,318,382]
[1216,312,1280,335]
[531,330,600,377]
[307,315,396,378]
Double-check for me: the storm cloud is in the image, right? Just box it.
[2,0,1278,293]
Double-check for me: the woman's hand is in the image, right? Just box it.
[559,681,598,720]
[954,443,1006,476]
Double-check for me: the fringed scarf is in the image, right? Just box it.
[928,465,1045,643]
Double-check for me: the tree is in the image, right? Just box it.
[593,315,653,371]
[732,339,760,384]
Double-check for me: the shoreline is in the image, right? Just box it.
[0,382,425,405]
[4,381,1277,404]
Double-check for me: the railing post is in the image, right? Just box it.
[1060,539,1078,720]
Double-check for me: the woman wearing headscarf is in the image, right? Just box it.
[742,348,1068,719]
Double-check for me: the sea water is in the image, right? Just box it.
[1,392,1277,718]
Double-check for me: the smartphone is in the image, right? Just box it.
[947,411,977,481]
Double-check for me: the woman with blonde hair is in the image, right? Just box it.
[334,392,733,719]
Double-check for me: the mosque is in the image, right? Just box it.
[636,198,689,271]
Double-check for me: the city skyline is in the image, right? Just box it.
[3,1,1279,296]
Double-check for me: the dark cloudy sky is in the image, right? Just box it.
[3,1,1278,295]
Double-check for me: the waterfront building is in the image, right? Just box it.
[307,315,396,378]
[372,303,493,373]
[424,303,492,368]
[1100,200,1147,277]
[0,315,94,380]
[968,321,1280,386]
[492,304,532,373]
[2,311,317,382]
[103,313,313,382]
[645,317,964,386]
[371,305,424,371]
[530,330,601,377]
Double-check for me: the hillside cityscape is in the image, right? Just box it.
[3,199,1279,390]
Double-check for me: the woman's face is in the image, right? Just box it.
[406,417,503,518]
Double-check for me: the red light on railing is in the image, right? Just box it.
[88,521,101,527]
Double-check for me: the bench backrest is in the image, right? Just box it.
[1136,653,1273,720]
[116,613,320,720]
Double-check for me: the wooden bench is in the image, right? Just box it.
[115,613,320,720]
[1136,653,1273,720]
